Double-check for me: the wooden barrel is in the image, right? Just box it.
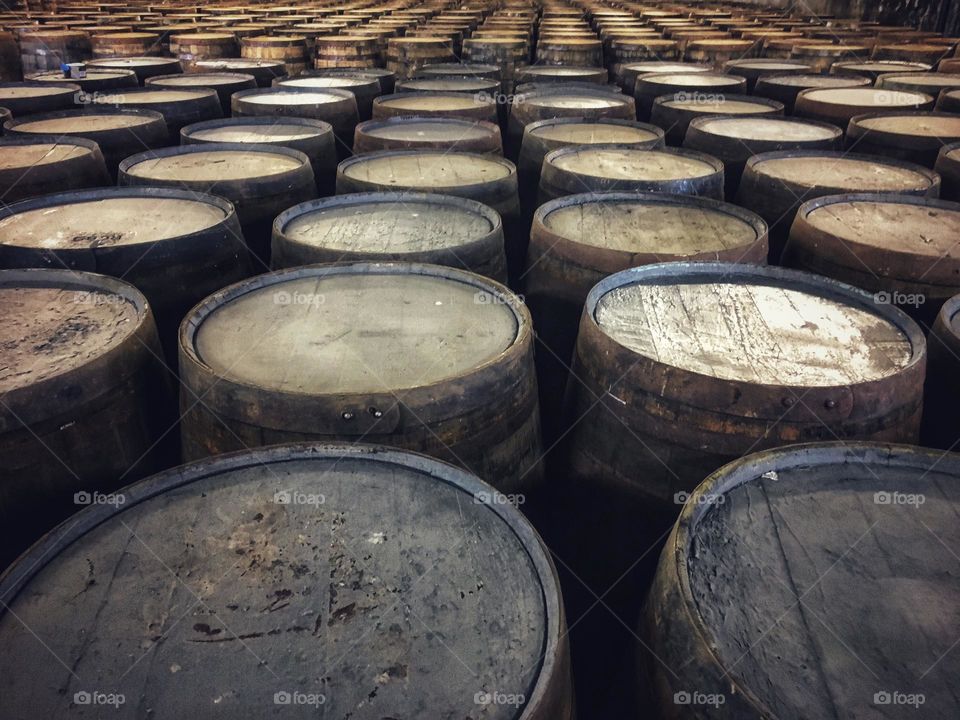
[90,86,221,136]
[0,268,171,569]
[938,88,960,114]
[922,294,960,446]
[847,112,960,167]
[684,38,757,67]
[935,140,960,199]
[371,91,498,124]
[231,87,358,158]
[119,143,315,265]
[538,145,724,205]
[535,38,602,67]
[19,29,92,75]
[275,72,381,121]
[193,57,285,87]
[312,34,380,70]
[170,32,238,71]
[179,264,543,492]
[146,71,255,115]
[789,43,870,73]
[794,87,935,126]
[605,37,679,66]
[515,65,607,86]
[832,59,932,80]
[722,58,810,91]
[91,31,160,59]
[354,116,502,155]
[272,192,507,282]
[420,61,502,81]
[618,61,711,94]
[684,115,843,200]
[181,116,337,196]
[0,31,21,81]
[395,75,501,97]
[0,81,78,116]
[874,42,950,66]
[877,72,960,98]
[0,187,252,357]
[737,150,940,261]
[241,35,309,77]
[643,442,957,720]
[386,37,457,79]
[3,108,167,180]
[651,93,783,146]
[336,150,525,284]
[88,56,182,84]
[753,73,872,113]
[783,193,960,325]
[525,192,767,448]
[28,68,138,93]
[634,71,746,120]
[0,135,109,203]
[0,442,572,718]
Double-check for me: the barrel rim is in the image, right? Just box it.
[144,71,258,85]
[743,148,941,187]
[0,132,104,157]
[118,141,311,182]
[89,84,219,101]
[0,441,566,720]
[395,75,502,92]
[373,89,497,107]
[796,85,935,106]
[634,70,748,88]
[652,92,785,112]
[26,68,138,82]
[723,58,811,70]
[276,71,382,90]
[231,84,358,105]
[543,142,725,180]
[848,109,960,134]
[2,106,167,134]
[180,114,334,142]
[834,60,933,72]
[937,291,960,332]
[524,115,666,142]
[686,112,844,141]
[87,56,182,68]
[754,72,873,88]
[337,148,518,192]
[354,114,501,138]
[0,80,81,93]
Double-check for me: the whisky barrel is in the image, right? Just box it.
[783,193,960,325]
[0,31,21,81]
[386,37,457,79]
[169,32,237,71]
[0,81,78,116]
[833,59,932,80]
[146,71,256,115]
[634,71,746,120]
[241,35,309,77]
[685,38,757,67]
[87,57,181,85]
[231,87,358,159]
[525,193,767,447]
[874,42,950,66]
[19,29,92,75]
[753,73,871,113]
[538,145,724,205]
[0,268,171,569]
[344,66,396,95]
[937,88,960,114]
[354,116,502,155]
[651,93,783,146]
[794,87,934,126]
[91,31,161,59]
[312,34,380,70]
[276,72,381,121]
[922,294,960,447]
[0,187,252,357]
[371,91,498,124]
[272,192,507,283]
[643,442,957,720]
[684,115,843,200]
[179,264,544,493]
[3,108,167,179]
[536,38,602,67]
[877,72,960,98]
[789,43,870,73]
[935,141,960,199]
[722,58,810,91]
[846,112,960,167]
[119,144,315,264]
[515,65,607,86]
[90,86,221,136]
[0,136,109,203]
[605,37,679,67]
[736,150,940,260]
[181,116,337,196]
[618,60,710,94]
[193,57,285,87]
[420,62,501,81]
[28,68,138,93]
[0,442,572,719]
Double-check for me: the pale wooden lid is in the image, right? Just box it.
[126,149,301,182]
[551,147,714,180]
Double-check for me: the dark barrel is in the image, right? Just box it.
[0,443,573,720]
[722,58,810,91]
[922,293,960,447]
[753,73,871,114]
[876,71,960,97]
[935,140,960,200]
[832,59,932,80]
[90,86,222,136]
[179,264,543,495]
[794,86,934,126]
[371,91,498,124]
[28,68,138,93]
[515,65,608,85]
[651,93,783,146]
[846,112,960,167]
[633,71,746,120]
[643,442,959,720]
[88,56,183,83]
[353,116,503,155]
[0,268,172,569]
[618,61,710,95]
[146,71,257,115]
[193,57,285,87]
[271,192,508,282]
[275,72,382,121]
[0,81,79,116]
[0,187,253,358]
[0,135,110,203]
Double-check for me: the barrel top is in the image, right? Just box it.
[0,191,228,249]
[751,152,935,191]
[0,83,78,99]
[639,72,743,88]
[520,65,604,76]
[376,93,489,111]
[800,86,932,107]
[526,93,628,109]
[360,117,493,142]
[0,443,554,720]
[530,119,661,144]
[880,71,960,88]
[148,72,255,86]
[196,57,284,69]
[89,56,181,68]
[625,61,711,74]
[191,266,519,393]
[593,266,914,386]
[838,60,932,72]
[96,87,213,103]
[550,146,717,181]
[726,59,809,70]
[854,112,960,136]
[238,88,349,106]
[693,115,841,141]
[759,73,871,88]
[29,69,133,82]
[659,95,779,114]
[341,151,513,187]
[398,76,497,92]
[0,140,94,170]
[280,75,375,89]
[125,147,302,182]
[676,442,960,719]
[541,193,761,254]
[0,272,141,393]
[170,31,234,40]
[10,111,158,133]
[185,120,327,143]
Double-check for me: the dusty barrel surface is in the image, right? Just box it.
[736,150,941,261]
[276,72,382,121]
[19,29,92,74]
[28,68,138,92]
[371,90,498,124]
[515,65,607,86]
[169,32,238,71]
[0,268,172,569]
[354,116,503,155]
[617,61,711,94]
[0,81,79,116]
[0,443,573,720]
[181,116,337,196]
[3,108,168,179]
[272,192,507,282]
[877,71,960,98]
[146,71,256,115]
[241,34,309,77]
[538,144,724,204]
[91,31,160,59]
[193,57,285,87]
[90,86,222,136]
[846,112,960,167]
[832,59,932,80]
[753,73,871,113]
[179,264,543,493]
[683,115,843,200]
[794,86,934,126]
[633,71,745,120]
[119,143,315,265]
[0,135,110,203]
[935,141,960,199]
[88,56,183,84]
[643,442,959,720]
[395,74,501,96]
[651,93,783,145]
[0,187,252,357]
[922,294,960,447]
[722,58,810,91]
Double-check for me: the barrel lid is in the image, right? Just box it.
[0,136,96,170]
[878,72,960,92]
[182,116,332,143]
[122,144,305,182]
[799,86,933,109]
[547,146,718,181]
[88,56,181,68]
[835,60,932,74]
[170,31,234,40]
[147,72,255,87]
[396,76,499,92]
[358,116,496,143]
[185,264,521,394]
[94,87,215,104]
[852,111,960,137]
[0,81,79,99]
[195,57,284,71]
[279,75,378,90]
[340,150,514,188]
[669,442,960,719]
[638,71,744,88]
[748,150,937,191]
[28,69,134,83]
[529,117,662,144]
[235,87,352,106]
[588,263,918,386]
[525,92,629,109]
[6,108,162,134]
[623,61,711,74]
[657,94,781,115]
[375,92,491,112]
[518,65,604,77]
[691,115,841,142]
[0,187,230,249]
[725,59,810,71]
[0,442,559,720]
[758,72,871,88]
